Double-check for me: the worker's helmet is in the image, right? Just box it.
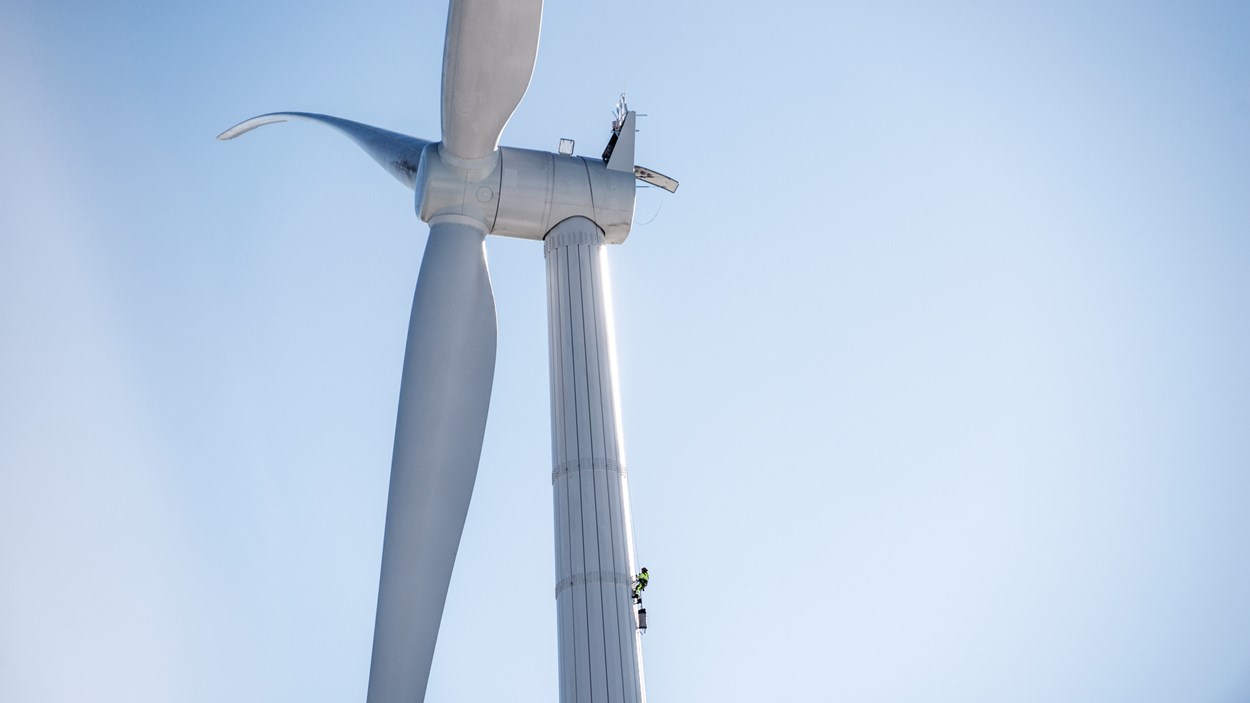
[641,567,648,572]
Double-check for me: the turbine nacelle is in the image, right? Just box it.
[415,129,638,244]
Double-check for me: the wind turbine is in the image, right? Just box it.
[218,2,676,702]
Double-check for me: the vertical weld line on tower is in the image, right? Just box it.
[578,240,610,703]
[557,241,580,703]
[546,236,559,473]
[565,242,591,702]
[575,240,604,702]
[553,250,576,702]
[588,239,623,700]
[549,246,561,682]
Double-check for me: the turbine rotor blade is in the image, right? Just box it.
[441,0,543,161]
[367,219,498,703]
[217,112,432,189]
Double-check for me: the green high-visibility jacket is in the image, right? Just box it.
[636,572,649,587]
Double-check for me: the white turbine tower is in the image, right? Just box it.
[218,2,676,702]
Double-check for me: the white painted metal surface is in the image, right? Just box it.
[441,0,543,162]
[366,218,497,703]
[217,112,431,189]
[546,216,646,703]
[415,142,638,245]
[604,111,635,173]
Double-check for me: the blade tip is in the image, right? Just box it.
[216,113,295,141]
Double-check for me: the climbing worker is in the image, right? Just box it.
[632,567,650,603]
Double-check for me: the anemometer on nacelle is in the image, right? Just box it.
[602,97,680,195]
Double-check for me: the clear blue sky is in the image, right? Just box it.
[3,1,1249,701]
